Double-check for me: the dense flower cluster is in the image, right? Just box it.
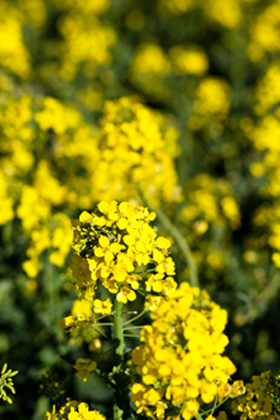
[96,97,181,207]
[45,400,106,420]
[131,282,236,420]
[0,90,180,279]
[231,371,280,420]
[71,201,177,304]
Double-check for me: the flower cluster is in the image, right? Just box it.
[131,282,236,420]
[72,201,177,304]
[45,400,106,420]
[95,97,181,207]
[0,87,180,280]
[231,371,280,420]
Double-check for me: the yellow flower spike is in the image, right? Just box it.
[131,282,236,419]
[72,201,177,308]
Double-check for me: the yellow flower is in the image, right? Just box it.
[131,282,236,419]
[73,358,97,382]
[231,372,280,419]
[93,299,112,315]
[71,202,177,306]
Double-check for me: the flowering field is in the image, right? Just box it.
[1,0,280,419]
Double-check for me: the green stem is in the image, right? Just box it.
[123,308,147,326]
[113,299,124,357]
[211,396,218,416]
[113,299,124,420]
[124,334,140,338]
[200,396,230,416]
[123,325,144,331]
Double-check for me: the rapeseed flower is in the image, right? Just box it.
[71,201,177,305]
[45,400,106,420]
[131,282,236,420]
[231,371,280,419]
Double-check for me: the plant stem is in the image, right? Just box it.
[113,299,124,357]
[123,308,147,326]
[113,298,124,420]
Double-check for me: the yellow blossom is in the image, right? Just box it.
[71,201,177,305]
[73,358,97,382]
[131,282,236,419]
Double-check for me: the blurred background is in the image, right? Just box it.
[1,0,280,418]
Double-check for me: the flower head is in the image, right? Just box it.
[131,282,236,419]
[71,201,177,306]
